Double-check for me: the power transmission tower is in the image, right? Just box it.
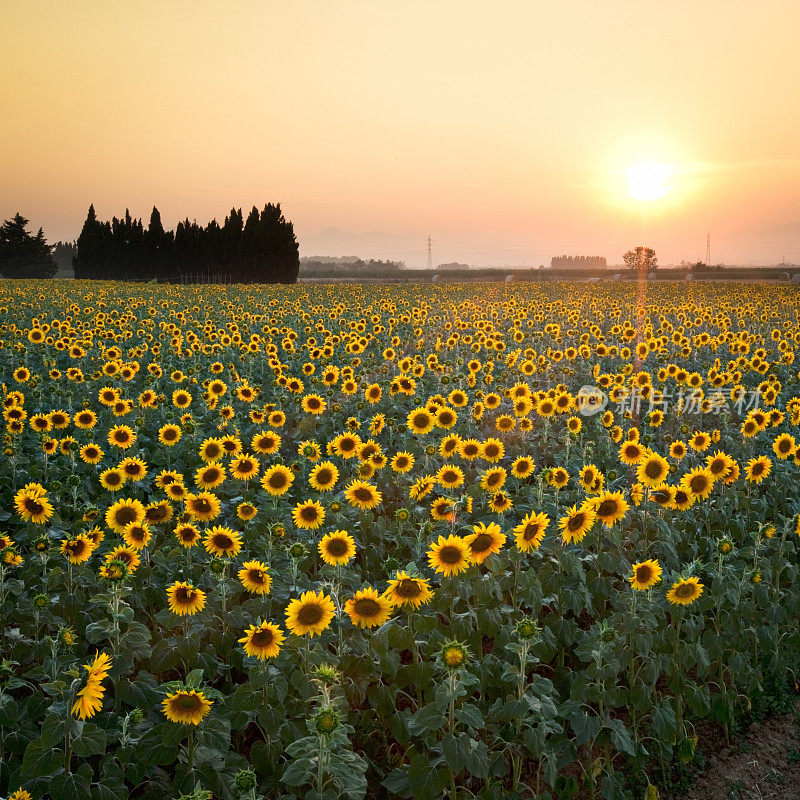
[705,231,711,266]
[427,235,432,269]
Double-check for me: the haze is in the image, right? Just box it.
[3,0,800,266]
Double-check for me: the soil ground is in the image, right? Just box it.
[665,707,800,800]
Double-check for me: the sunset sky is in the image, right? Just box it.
[3,1,800,266]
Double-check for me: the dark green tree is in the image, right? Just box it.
[0,213,58,278]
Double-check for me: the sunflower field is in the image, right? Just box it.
[1,280,800,800]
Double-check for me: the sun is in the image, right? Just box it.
[626,162,671,202]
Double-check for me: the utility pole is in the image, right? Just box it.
[705,231,711,266]
[426,235,432,270]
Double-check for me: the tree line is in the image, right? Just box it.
[550,255,607,269]
[74,203,299,283]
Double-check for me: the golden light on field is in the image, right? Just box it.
[626,162,672,203]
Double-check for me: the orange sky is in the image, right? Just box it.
[3,1,800,266]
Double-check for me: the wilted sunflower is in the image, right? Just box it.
[427,534,471,576]
[384,571,433,609]
[318,530,356,566]
[628,559,663,590]
[292,500,325,530]
[345,587,394,628]
[238,560,272,594]
[162,689,213,725]
[464,522,506,564]
[285,590,336,637]
[239,621,285,659]
[558,503,596,544]
[309,461,339,491]
[166,581,207,615]
[105,498,146,533]
[513,511,549,552]
[345,480,382,510]
[203,526,242,558]
[666,576,704,606]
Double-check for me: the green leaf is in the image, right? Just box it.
[455,703,484,729]
[441,732,465,773]
[22,738,64,777]
[281,755,313,787]
[651,700,676,745]
[50,770,92,800]
[407,703,446,736]
[149,638,181,674]
[407,754,446,800]
[72,722,107,757]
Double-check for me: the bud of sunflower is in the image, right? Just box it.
[58,626,77,649]
[129,707,145,724]
[439,641,470,672]
[102,558,129,583]
[313,706,341,736]
[184,422,196,434]
[313,663,341,685]
[233,768,257,792]
[719,538,733,555]
[271,523,286,538]
[33,593,49,609]
[515,618,540,641]
[329,502,341,513]
[208,557,226,575]
[288,542,307,560]
[0,659,17,687]
[67,475,81,488]
[395,508,409,522]
[50,480,63,491]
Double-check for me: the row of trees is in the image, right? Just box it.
[0,214,58,278]
[74,203,299,283]
[550,255,607,269]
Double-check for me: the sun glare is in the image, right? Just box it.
[626,162,671,202]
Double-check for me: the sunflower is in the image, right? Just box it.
[430,496,455,521]
[185,491,222,522]
[259,463,294,496]
[80,443,104,464]
[234,560,271,596]
[513,511,549,552]
[705,450,733,479]
[619,440,644,465]
[71,651,112,720]
[427,534,471,576]
[194,463,226,490]
[309,461,339,491]
[435,406,458,429]
[666,576,704,605]
[464,522,506,564]
[123,522,152,550]
[591,491,629,527]
[301,394,327,414]
[681,467,715,500]
[459,439,482,460]
[407,407,435,434]
[166,581,207,615]
[239,621,285,659]
[628,559,663,590]
[13,488,54,524]
[345,587,394,628]
[488,491,512,514]
[558,503,596,544]
[174,523,201,548]
[105,498,146,533]
[285,590,336,637]
[318,530,356,566]
[391,451,415,473]
[511,456,535,479]
[158,424,182,446]
[773,433,796,460]
[383,571,433,609]
[636,451,670,488]
[437,464,465,489]
[203,526,242,558]
[120,457,147,482]
[292,500,326,530]
[230,454,259,481]
[106,545,141,573]
[549,467,570,489]
[745,456,771,484]
[332,432,361,458]
[107,425,136,449]
[199,437,225,462]
[237,501,258,521]
[60,534,94,565]
[162,689,213,725]
[482,438,505,463]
